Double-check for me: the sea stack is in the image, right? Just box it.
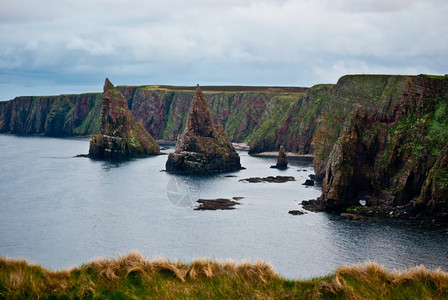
[89,78,160,158]
[275,145,288,169]
[165,85,242,174]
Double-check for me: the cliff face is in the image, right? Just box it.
[319,75,448,220]
[0,94,101,136]
[0,86,306,143]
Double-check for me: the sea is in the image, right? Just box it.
[0,134,447,279]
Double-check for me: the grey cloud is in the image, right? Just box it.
[0,0,447,100]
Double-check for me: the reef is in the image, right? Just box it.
[88,78,160,159]
[194,198,241,210]
[239,176,295,183]
[165,85,242,174]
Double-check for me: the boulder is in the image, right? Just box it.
[166,85,242,174]
[89,78,160,158]
[303,179,315,186]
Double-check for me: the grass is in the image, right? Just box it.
[1,252,447,299]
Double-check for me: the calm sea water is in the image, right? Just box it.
[0,134,447,279]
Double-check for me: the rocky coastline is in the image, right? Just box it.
[1,74,448,222]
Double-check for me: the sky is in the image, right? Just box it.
[1,0,447,100]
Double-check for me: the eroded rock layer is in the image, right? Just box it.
[165,85,241,174]
[89,78,159,159]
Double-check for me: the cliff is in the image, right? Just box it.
[318,75,448,220]
[247,74,448,220]
[0,86,306,143]
[89,79,159,158]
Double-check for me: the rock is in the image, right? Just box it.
[194,198,240,210]
[89,78,160,159]
[288,210,306,215]
[239,176,295,183]
[303,179,314,186]
[271,145,288,169]
[340,213,368,221]
[301,199,326,212]
[166,85,242,174]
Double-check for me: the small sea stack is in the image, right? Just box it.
[271,145,288,169]
[89,78,160,159]
[165,85,242,174]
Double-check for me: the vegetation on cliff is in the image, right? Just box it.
[1,252,447,299]
[0,86,306,144]
[165,85,241,174]
[89,79,159,159]
[318,75,448,220]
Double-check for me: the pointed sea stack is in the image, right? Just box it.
[165,85,242,174]
[89,78,160,158]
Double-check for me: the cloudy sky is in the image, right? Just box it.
[1,0,447,100]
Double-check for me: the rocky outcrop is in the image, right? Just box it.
[273,145,288,169]
[165,85,242,174]
[89,79,159,159]
[318,75,448,220]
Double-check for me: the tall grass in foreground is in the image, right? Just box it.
[1,251,447,299]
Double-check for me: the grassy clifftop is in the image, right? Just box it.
[1,252,447,299]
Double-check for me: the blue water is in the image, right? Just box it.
[0,134,447,279]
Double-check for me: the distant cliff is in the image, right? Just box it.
[0,86,306,143]
[0,93,102,136]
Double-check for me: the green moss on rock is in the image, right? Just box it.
[166,85,242,174]
[89,78,160,159]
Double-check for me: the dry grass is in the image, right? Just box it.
[1,253,447,299]
[316,261,448,299]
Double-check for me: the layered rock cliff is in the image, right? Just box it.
[165,85,241,174]
[0,86,306,143]
[318,75,448,220]
[89,79,159,158]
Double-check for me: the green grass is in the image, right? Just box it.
[1,252,447,299]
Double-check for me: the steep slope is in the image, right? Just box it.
[0,86,305,143]
[0,94,101,136]
[318,75,448,220]
[166,85,241,174]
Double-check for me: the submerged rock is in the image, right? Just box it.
[239,176,295,183]
[89,78,160,158]
[166,85,242,174]
[195,198,240,210]
[288,210,306,215]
